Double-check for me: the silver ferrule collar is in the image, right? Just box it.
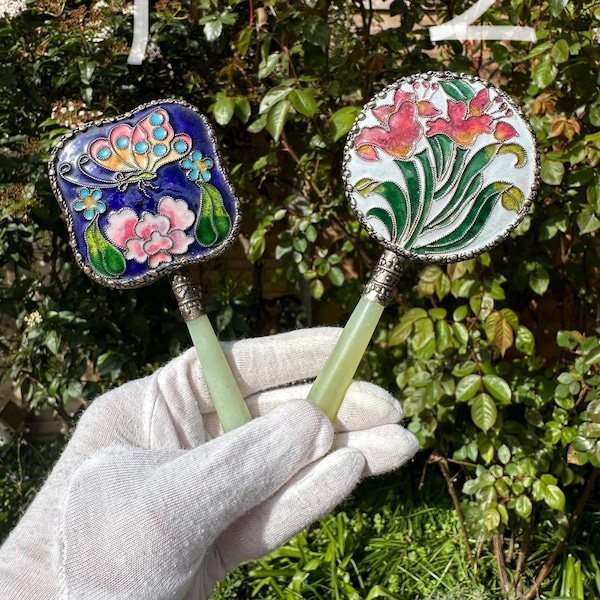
[170,270,205,322]
[362,250,405,306]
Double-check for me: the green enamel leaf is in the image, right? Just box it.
[197,183,232,247]
[501,185,524,212]
[429,143,501,230]
[416,182,507,253]
[85,219,126,278]
[354,177,381,196]
[394,158,420,226]
[366,206,396,240]
[430,174,483,230]
[433,147,468,201]
[404,151,434,249]
[428,133,454,179]
[498,143,527,168]
[440,80,476,103]
[372,181,409,241]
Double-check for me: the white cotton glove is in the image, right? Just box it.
[0,328,418,600]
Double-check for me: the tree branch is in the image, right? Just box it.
[430,452,476,568]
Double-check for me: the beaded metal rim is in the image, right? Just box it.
[48,98,242,290]
[342,71,540,264]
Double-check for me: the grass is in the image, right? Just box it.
[214,456,496,599]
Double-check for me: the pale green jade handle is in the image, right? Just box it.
[307,250,405,421]
[171,271,251,432]
[186,314,252,432]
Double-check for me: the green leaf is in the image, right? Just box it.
[483,507,501,531]
[483,375,512,405]
[529,265,549,295]
[498,444,511,464]
[388,320,413,346]
[259,86,293,115]
[533,55,558,88]
[258,53,280,79]
[303,17,330,46]
[203,18,223,42]
[577,205,600,234]
[551,38,569,64]
[266,99,291,141]
[540,159,565,185]
[248,231,266,263]
[515,495,533,518]
[410,317,436,360]
[452,322,469,346]
[85,219,126,278]
[290,88,318,117]
[544,484,566,511]
[435,319,454,352]
[234,97,251,123]
[213,94,235,126]
[247,113,267,134]
[456,374,481,403]
[549,0,568,16]
[310,278,325,300]
[453,305,468,323]
[196,184,232,247]
[328,266,344,286]
[330,106,361,142]
[485,311,514,356]
[516,326,535,356]
[452,360,476,377]
[471,393,498,433]
[44,330,61,356]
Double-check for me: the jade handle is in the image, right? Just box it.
[307,296,385,421]
[186,314,252,432]
[307,250,405,421]
[170,271,251,432]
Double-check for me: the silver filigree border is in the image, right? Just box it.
[47,98,242,290]
[342,71,541,265]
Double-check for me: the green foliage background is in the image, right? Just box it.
[1,0,600,598]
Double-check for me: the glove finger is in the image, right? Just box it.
[332,424,419,476]
[213,447,365,571]
[158,400,335,538]
[253,380,403,430]
[203,380,404,439]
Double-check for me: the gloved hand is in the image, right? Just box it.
[0,328,418,600]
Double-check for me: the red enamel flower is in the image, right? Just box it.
[426,88,495,148]
[354,90,439,161]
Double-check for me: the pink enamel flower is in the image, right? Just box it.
[426,88,494,148]
[105,196,195,268]
[354,90,439,161]
[426,88,518,148]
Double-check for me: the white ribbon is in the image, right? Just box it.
[127,0,149,65]
[430,0,536,42]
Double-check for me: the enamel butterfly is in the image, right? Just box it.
[59,109,192,193]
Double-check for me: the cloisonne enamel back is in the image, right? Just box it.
[49,99,241,289]
[343,72,539,263]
